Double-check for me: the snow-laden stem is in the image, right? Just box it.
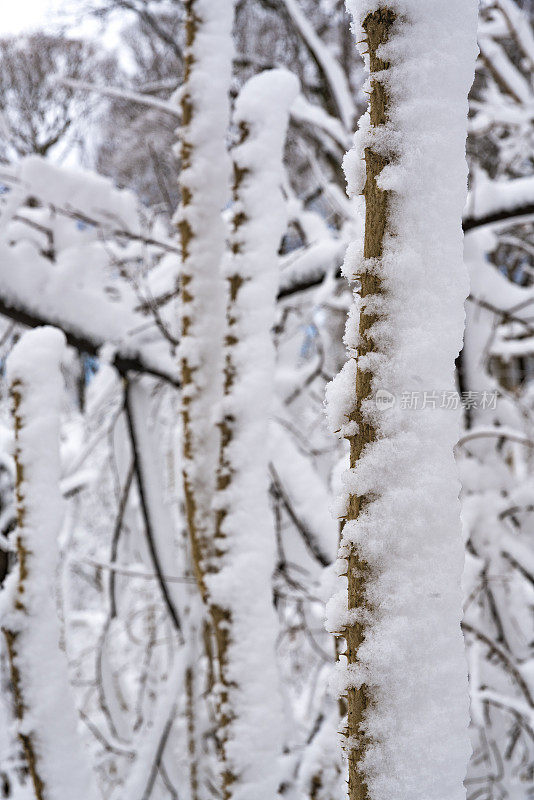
[1,327,99,800]
[208,69,299,800]
[175,0,234,601]
[326,2,478,799]
[2,364,43,799]
[345,14,394,800]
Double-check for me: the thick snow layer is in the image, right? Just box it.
[0,156,179,384]
[1,327,99,800]
[326,2,478,799]
[19,156,139,230]
[472,171,534,221]
[207,69,299,800]
[174,0,235,552]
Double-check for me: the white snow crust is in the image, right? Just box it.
[326,3,479,799]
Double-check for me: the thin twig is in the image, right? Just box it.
[123,381,183,636]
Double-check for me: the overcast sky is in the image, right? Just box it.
[0,0,64,34]
[0,1,127,63]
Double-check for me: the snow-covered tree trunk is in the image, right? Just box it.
[175,0,235,599]
[208,69,298,800]
[0,327,98,800]
[326,3,478,800]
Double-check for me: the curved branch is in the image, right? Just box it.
[277,208,534,301]
[139,702,178,800]
[109,462,135,619]
[462,621,534,709]
[457,427,534,449]
[463,204,534,232]
[269,463,332,567]
[0,294,180,388]
[59,78,180,116]
[123,381,183,635]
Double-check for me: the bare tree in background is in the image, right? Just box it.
[0,33,118,162]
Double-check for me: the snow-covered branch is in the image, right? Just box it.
[0,328,99,800]
[280,0,355,130]
[175,0,235,604]
[58,78,181,117]
[207,69,298,799]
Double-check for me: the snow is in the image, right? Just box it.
[270,421,337,568]
[0,155,179,385]
[291,94,350,150]
[279,239,345,296]
[207,68,299,800]
[60,78,180,117]
[19,156,139,230]
[472,171,534,222]
[0,3,528,798]
[326,2,479,799]
[174,0,235,574]
[478,36,532,105]
[118,653,183,799]
[0,327,99,800]
[497,0,534,68]
[282,0,355,131]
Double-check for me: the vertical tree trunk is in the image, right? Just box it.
[345,16,394,799]
[209,69,298,800]
[176,0,235,600]
[175,5,236,795]
[327,2,479,799]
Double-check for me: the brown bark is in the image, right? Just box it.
[185,666,199,800]
[344,10,395,800]
[207,121,251,800]
[177,6,237,794]
[1,379,45,800]
[177,0,212,606]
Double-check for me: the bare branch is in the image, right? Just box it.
[123,380,183,636]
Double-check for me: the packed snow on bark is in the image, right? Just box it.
[326,2,479,799]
